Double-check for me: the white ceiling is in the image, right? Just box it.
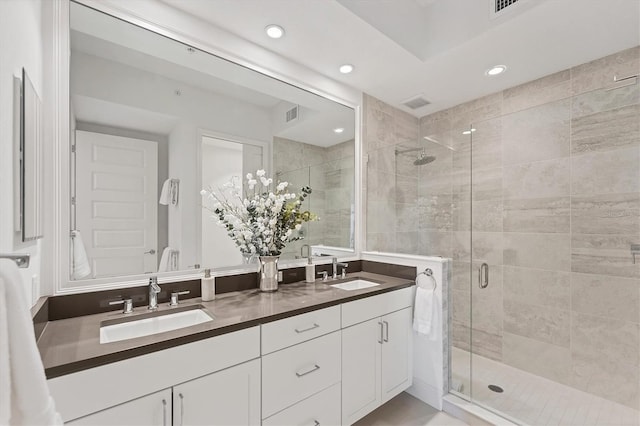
[161,0,640,117]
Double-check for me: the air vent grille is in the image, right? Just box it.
[402,95,431,110]
[285,105,299,122]
[495,0,519,13]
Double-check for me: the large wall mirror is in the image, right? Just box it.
[66,2,356,285]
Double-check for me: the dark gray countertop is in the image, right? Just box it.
[38,272,413,379]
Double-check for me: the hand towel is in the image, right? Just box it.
[0,259,63,425]
[413,286,434,335]
[159,179,172,205]
[71,230,91,280]
[158,247,178,272]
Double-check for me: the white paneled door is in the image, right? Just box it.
[76,130,158,278]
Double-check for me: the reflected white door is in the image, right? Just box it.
[76,130,158,278]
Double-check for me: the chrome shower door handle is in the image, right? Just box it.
[478,263,489,289]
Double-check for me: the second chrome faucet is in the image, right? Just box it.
[148,277,161,310]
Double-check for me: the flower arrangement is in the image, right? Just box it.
[201,170,316,257]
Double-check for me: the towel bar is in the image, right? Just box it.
[0,254,30,268]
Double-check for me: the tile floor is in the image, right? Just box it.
[354,392,468,426]
[452,347,640,426]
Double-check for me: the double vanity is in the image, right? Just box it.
[37,267,415,425]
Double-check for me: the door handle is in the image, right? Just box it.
[378,321,383,344]
[295,364,320,377]
[478,263,489,289]
[144,249,156,255]
[383,320,389,342]
[178,392,184,426]
[161,399,167,426]
[295,323,320,333]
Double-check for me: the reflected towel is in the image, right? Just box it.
[159,179,172,205]
[413,287,438,340]
[158,247,178,272]
[0,259,63,425]
[71,230,91,280]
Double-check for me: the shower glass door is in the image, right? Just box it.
[463,57,640,425]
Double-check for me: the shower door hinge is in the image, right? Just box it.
[71,144,76,153]
[71,196,76,205]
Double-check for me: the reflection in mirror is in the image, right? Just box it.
[68,2,355,282]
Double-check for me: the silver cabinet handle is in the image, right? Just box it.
[478,263,489,289]
[383,320,389,342]
[295,364,320,377]
[378,322,383,344]
[295,323,320,333]
[178,392,184,426]
[162,399,167,426]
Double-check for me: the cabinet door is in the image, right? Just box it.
[173,358,260,426]
[381,307,413,403]
[68,389,171,426]
[341,317,382,425]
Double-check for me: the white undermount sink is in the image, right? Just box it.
[100,305,213,344]
[330,279,380,291]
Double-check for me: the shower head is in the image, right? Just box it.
[414,151,436,165]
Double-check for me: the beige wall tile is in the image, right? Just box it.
[571,311,639,369]
[396,231,420,255]
[571,104,640,155]
[503,197,570,233]
[503,233,571,271]
[571,80,639,119]
[419,194,453,231]
[571,192,640,235]
[366,232,396,252]
[571,272,640,323]
[451,260,471,293]
[452,288,470,328]
[471,328,503,362]
[502,99,570,166]
[503,157,570,200]
[367,145,395,174]
[504,299,570,347]
[453,167,503,201]
[396,202,420,232]
[571,233,640,278]
[571,46,640,95]
[395,174,418,204]
[503,70,572,115]
[419,230,452,258]
[503,332,571,384]
[503,265,570,310]
[472,232,503,265]
[571,146,639,196]
[394,108,420,143]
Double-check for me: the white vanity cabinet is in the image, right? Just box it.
[67,389,171,426]
[172,358,260,425]
[341,288,413,425]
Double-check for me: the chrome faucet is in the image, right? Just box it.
[332,257,349,280]
[148,277,161,310]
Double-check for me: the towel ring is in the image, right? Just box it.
[416,268,437,292]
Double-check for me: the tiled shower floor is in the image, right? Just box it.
[452,347,640,426]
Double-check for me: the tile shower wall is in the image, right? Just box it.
[364,46,640,409]
[274,137,355,258]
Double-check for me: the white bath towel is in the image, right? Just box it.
[71,230,91,280]
[413,286,439,340]
[0,259,62,425]
[158,247,178,272]
[159,179,172,205]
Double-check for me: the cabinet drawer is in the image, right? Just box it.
[262,331,341,419]
[263,382,341,426]
[261,305,340,354]
[341,286,413,328]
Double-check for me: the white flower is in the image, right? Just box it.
[295,224,302,230]
[276,182,288,191]
[200,189,207,196]
[256,169,266,177]
[246,173,253,180]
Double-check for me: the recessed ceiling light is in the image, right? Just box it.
[333,127,345,134]
[462,128,476,135]
[339,64,354,74]
[485,65,507,76]
[265,24,285,39]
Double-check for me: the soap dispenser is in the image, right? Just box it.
[305,257,315,283]
[201,269,215,301]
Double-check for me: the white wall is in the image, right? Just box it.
[0,0,45,307]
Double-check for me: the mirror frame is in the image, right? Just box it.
[50,0,363,294]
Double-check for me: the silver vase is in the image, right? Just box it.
[259,255,279,292]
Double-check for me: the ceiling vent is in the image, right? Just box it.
[285,105,299,123]
[401,95,430,110]
[490,0,521,18]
